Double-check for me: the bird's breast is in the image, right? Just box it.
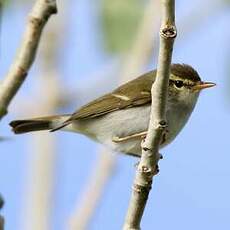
[67,103,195,156]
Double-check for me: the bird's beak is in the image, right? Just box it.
[193,81,216,91]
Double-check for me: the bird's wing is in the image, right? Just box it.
[68,70,155,121]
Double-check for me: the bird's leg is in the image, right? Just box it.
[112,131,147,143]
[113,127,169,144]
[113,132,163,175]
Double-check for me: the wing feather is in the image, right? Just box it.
[69,70,155,121]
[55,70,155,130]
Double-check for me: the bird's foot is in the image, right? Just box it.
[112,131,147,143]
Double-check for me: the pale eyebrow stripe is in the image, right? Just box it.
[170,74,194,86]
[112,93,130,101]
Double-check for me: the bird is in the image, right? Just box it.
[9,64,215,157]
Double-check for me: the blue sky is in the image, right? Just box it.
[0,0,230,230]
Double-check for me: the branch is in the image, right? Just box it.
[0,0,57,120]
[123,0,177,229]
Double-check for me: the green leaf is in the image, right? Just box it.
[100,0,145,54]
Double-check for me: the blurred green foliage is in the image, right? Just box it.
[100,0,145,54]
[1,0,12,9]
[1,0,31,8]
[1,0,10,6]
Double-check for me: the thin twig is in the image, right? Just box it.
[0,0,57,120]
[123,0,177,229]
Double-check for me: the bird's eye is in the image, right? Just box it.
[174,80,184,88]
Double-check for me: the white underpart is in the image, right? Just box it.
[61,90,199,156]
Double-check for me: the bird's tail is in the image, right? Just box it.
[9,114,70,134]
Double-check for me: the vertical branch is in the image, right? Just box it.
[0,0,57,120]
[22,128,57,230]
[123,0,177,229]
[21,46,60,230]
